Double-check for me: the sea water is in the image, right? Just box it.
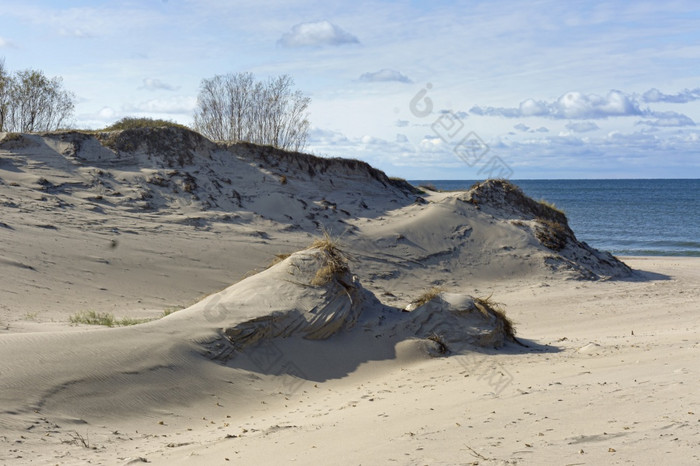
[409,179,700,257]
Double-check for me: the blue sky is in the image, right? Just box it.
[1,0,699,179]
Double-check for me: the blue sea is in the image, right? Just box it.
[409,179,700,257]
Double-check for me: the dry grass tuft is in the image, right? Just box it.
[413,286,445,307]
[538,198,565,215]
[308,231,350,286]
[474,295,516,341]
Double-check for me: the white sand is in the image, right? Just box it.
[1,130,698,465]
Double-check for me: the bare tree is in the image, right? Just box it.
[0,62,75,133]
[0,59,10,131]
[194,72,310,151]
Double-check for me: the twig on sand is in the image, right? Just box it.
[63,430,91,449]
[465,444,489,460]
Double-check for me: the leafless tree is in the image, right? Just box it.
[0,61,75,132]
[194,72,310,151]
[0,59,10,131]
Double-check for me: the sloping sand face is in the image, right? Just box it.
[0,246,515,437]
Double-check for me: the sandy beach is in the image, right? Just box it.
[1,129,698,465]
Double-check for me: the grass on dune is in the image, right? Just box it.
[69,307,183,327]
[308,230,350,286]
[474,295,516,341]
[412,286,445,307]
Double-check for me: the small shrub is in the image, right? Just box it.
[279,175,287,185]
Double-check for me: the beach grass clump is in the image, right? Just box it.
[69,310,151,327]
[538,198,565,215]
[308,231,350,286]
[474,296,516,341]
[413,286,445,307]
[161,306,184,317]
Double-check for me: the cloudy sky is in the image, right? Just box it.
[1,0,699,179]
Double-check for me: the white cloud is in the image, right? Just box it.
[122,96,197,114]
[565,121,600,132]
[514,123,549,133]
[636,111,695,127]
[359,69,412,83]
[140,78,179,91]
[471,90,644,119]
[58,28,93,38]
[277,21,359,48]
[0,36,15,48]
[395,120,409,127]
[98,107,117,119]
[309,127,350,145]
[642,87,700,103]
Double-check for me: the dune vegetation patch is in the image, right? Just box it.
[535,218,571,251]
[538,198,565,216]
[102,117,191,132]
[412,286,445,307]
[474,295,517,342]
[308,231,351,286]
[68,308,180,327]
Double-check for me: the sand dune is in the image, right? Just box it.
[1,128,697,465]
